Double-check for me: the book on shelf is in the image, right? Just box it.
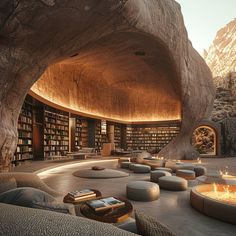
[87,197,125,212]
[68,189,96,200]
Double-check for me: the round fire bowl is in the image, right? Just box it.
[190,184,236,224]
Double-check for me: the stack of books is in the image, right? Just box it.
[87,197,125,212]
[68,189,96,202]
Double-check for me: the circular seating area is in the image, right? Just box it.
[126,181,160,201]
[176,169,195,180]
[159,176,188,191]
[150,170,171,183]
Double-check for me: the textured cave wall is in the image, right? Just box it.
[0,0,214,171]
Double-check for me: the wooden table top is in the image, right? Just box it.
[80,197,133,223]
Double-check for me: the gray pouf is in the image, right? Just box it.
[129,163,137,171]
[159,176,188,191]
[132,164,151,173]
[194,166,207,177]
[150,170,172,183]
[126,181,160,201]
[176,169,195,180]
[120,162,131,169]
[154,167,172,173]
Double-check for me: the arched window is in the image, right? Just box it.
[192,126,217,156]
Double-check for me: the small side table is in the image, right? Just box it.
[63,189,102,204]
[80,197,133,223]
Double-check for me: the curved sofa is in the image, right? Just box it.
[0,203,137,236]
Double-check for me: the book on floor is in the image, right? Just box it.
[87,197,125,211]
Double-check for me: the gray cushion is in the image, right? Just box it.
[0,177,17,194]
[127,181,160,201]
[176,169,195,180]
[32,201,76,215]
[135,211,176,236]
[132,164,151,173]
[150,170,171,183]
[159,176,188,191]
[0,187,55,207]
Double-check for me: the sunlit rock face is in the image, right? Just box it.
[204,19,236,78]
[0,0,214,171]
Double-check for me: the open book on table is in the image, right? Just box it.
[87,197,125,211]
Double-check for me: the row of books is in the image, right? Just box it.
[68,189,96,201]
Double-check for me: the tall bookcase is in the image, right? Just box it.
[114,124,121,148]
[43,108,69,158]
[75,117,88,149]
[126,122,180,151]
[14,100,33,163]
[95,121,107,151]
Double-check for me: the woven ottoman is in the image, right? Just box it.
[126,181,160,201]
[150,170,172,183]
[120,162,131,169]
[132,164,151,173]
[176,169,195,180]
[194,166,207,177]
[159,176,188,191]
[154,167,172,173]
[129,163,137,171]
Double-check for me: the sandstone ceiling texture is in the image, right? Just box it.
[0,0,215,171]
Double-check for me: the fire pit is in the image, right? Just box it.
[190,184,236,224]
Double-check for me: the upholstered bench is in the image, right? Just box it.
[154,167,172,173]
[120,162,131,169]
[150,170,171,183]
[176,169,195,180]
[132,164,151,173]
[194,166,207,177]
[159,176,188,191]
[126,181,160,201]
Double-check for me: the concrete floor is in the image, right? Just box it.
[14,157,236,236]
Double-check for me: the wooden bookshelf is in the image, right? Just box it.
[14,99,33,163]
[43,108,69,159]
[114,124,121,148]
[75,117,88,149]
[95,121,107,151]
[126,122,180,151]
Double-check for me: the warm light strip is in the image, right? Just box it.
[37,159,118,179]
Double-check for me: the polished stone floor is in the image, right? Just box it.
[24,157,236,236]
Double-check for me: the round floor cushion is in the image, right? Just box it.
[132,164,151,173]
[150,170,171,183]
[126,181,160,201]
[159,176,188,191]
[129,163,137,171]
[154,167,172,173]
[176,169,195,180]
[120,162,131,169]
[194,166,207,177]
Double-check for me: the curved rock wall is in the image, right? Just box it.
[0,0,214,171]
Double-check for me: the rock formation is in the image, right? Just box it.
[204,18,236,78]
[0,0,214,171]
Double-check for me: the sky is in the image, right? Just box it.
[176,0,236,55]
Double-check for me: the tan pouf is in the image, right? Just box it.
[159,176,188,191]
[154,167,172,173]
[132,164,151,173]
[176,169,195,180]
[150,170,172,183]
[126,181,160,201]
[118,157,131,165]
[194,166,207,177]
[120,162,131,169]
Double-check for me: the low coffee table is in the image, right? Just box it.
[63,189,102,204]
[80,197,133,223]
